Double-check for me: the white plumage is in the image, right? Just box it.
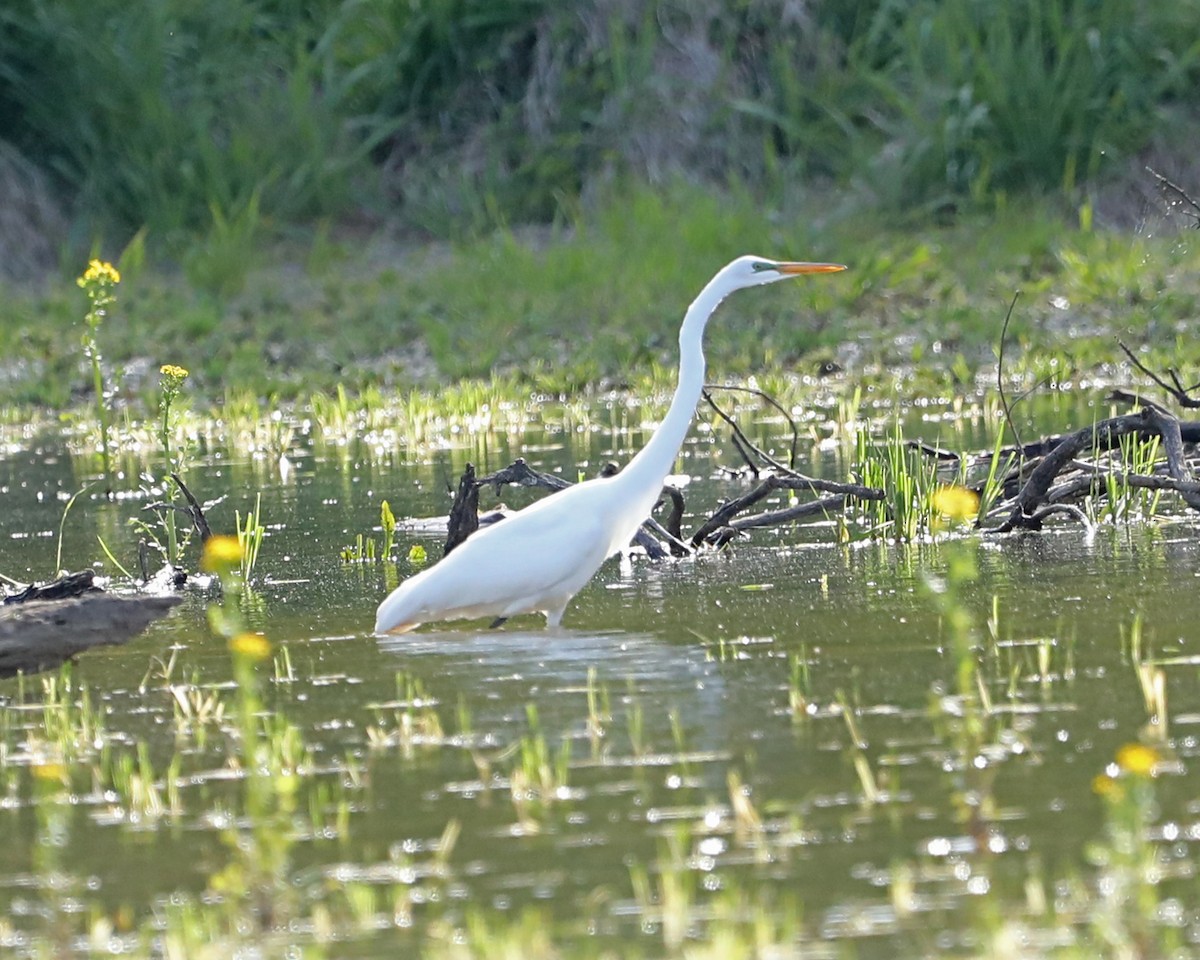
[375,255,846,634]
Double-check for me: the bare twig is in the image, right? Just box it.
[996,292,1024,458]
[171,473,214,542]
[702,389,792,475]
[908,441,959,462]
[723,494,852,536]
[704,383,802,470]
[479,458,570,492]
[1146,165,1200,228]
[1118,340,1200,409]
[1024,503,1094,531]
[1107,388,1172,415]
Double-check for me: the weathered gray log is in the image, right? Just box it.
[0,594,183,677]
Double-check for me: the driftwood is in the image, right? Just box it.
[0,570,182,677]
[3,569,100,604]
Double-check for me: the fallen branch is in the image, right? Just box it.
[3,569,99,604]
[0,593,182,677]
[994,408,1200,531]
[690,473,884,547]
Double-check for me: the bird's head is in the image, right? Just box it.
[730,255,847,289]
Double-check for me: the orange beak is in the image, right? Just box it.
[776,262,847,274]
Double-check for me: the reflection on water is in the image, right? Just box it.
[1,409,1198,955]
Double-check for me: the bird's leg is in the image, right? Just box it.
[488,617,509,630]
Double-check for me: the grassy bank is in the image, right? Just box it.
[2,1,1198,417]
[2,183,1198,417]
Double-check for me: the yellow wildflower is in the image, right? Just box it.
[160,364,189,382]
[1115,743,1158,778]
[77,259,121,288]
[229,632,272,661]
[931,485,980,523]
[31,761,68,783]
[201,534,244,573]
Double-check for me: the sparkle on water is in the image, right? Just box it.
[0,394,1196,956]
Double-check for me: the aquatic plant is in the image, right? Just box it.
[854,421,941,541]
[508,704,572,830]
[235,493,265,582]
[76,259,121,492]
[1087,742,1181,956]
[380,499,396,560]
[340,500,397,565]
[151,363,192,565]
[364,671,445,756]
[340,532,378,564]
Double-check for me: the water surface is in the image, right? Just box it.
[1,403,1197,955]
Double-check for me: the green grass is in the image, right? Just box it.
[1,0,1198,261]
[2,183,1198,419]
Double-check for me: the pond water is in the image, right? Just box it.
[1,396,1198,956]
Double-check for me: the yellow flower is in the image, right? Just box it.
[160,364,189,382]
[229,632,272,661]
[31,761,68,783]
[77,259,121,288]
[931,485,980,523]
[201,535,244,573]
[1092,774,1120,798]
[1115,743,1158,778]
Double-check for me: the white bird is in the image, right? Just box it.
[375,255,846,634]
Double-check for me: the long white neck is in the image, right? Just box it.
[611,273,732,515]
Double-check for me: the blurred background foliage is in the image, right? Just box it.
[1,0,1197,269]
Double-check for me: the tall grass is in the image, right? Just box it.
[1,0,1195,252]
[839,0,1199,209]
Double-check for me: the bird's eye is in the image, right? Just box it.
[751,261,774,273]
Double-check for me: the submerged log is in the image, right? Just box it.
[0,591,182,677]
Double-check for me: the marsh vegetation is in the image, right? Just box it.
[2,1,1200,955]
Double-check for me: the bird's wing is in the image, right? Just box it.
[447,497,613,607]
[378,491,616,628]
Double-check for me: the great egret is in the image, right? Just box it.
[375,255,846,634]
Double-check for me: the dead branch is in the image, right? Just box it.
[1146,165,1200,228]
[1117,341,1200,409]
[689,473,884,547]
[908,441,959,462]
[993,406,1200,531]
[444,463,480,555]
[996,292,1024,459]
[4,569,99,604]
[997,413,1148,530]
[171,473,214,542]
[444,458,677,560]
[1144,406,1200,511]
[702,389,789,476]
[705,383,802,470]
[721,493,852,537]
